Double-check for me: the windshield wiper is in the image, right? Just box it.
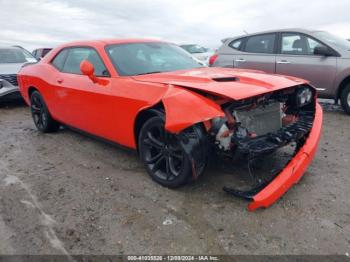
[136,71,163,75]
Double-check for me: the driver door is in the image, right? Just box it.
[51,47,113,138]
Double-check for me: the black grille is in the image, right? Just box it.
[0,74,18,86]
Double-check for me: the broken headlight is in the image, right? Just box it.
[295,86,313,107]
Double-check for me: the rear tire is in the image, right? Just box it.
[30,91,59,133]
[340,84,350,115]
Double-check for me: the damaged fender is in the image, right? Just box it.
[160,85,224,178]
[161,85,225,133]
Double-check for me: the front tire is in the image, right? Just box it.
[30,91,59,133]
[138,115,207,188]
[340,84,350,115]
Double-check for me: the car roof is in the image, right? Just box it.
[226,28,324,41]
[41,38,169,64]
[33,48,53,50]
[59,38,166,48]
[0,45,22,50]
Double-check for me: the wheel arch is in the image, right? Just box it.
[136,103,209,181]
[27,86,59,122]
[28,86,39,97]
[23,86,39,105]
[336,75,350,100]
[134,103,164,151]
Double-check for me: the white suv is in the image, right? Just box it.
[0,46,37,101]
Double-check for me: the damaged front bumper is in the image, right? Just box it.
[162,84,322,210]
[244,102,323,211]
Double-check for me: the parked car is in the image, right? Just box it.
[180,44,214,64]
[0,45,37,101]
[18,39,322,210]
[32,48,52,60]
[211,28,350,114]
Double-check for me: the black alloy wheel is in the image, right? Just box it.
[138,115,194,188]
[30,91,59,132]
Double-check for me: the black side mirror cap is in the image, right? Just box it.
[314,45,334,56]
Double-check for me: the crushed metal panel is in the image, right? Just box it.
[162,85,224,133]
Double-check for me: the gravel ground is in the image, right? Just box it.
[0,99,349,256]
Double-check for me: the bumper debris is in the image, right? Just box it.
[247,103,322,211]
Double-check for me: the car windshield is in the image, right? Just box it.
[106,42,204,76]
[0,48,37,63]
[180,44,207,54]
[314,31,350,50]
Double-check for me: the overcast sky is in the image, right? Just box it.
[1,0,349,51]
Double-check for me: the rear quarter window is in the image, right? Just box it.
[51,49,68,71]
[229,38,244,50]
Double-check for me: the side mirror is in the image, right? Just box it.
[314,45,333,56]
[80,60,98,83]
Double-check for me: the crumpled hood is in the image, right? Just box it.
[0,63,24,74]
[133,67,308,100]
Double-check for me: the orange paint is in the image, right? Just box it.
[17,39,322,210]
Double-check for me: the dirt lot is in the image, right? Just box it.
[0,100,349,256]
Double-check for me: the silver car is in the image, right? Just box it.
[180,44,214,65]
[211,28,350,114]
[0,46,37,101]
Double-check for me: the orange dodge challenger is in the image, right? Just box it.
[18,39,323,210]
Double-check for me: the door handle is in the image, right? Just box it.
[57,78,63,84]
[235,58,246,62]
[276,60,291,64]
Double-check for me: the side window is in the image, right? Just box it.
[244,34,275,54]
[62,47,109,76]
[229,39,243,50]
[281,34,303,54]
[281,33,327,55]
[306,36,326,55]
[51,49,68,71]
